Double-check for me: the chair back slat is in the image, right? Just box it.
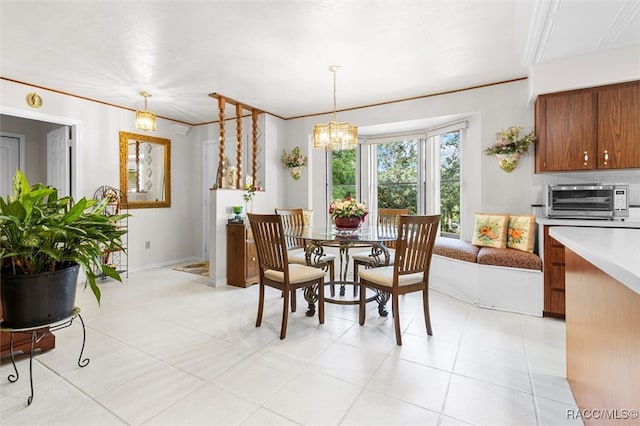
[275,208,306,250]
[394,215,440,277]
[248,214,288,274]
[378,208,409,249]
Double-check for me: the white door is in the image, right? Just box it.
[47,126,71,197]
[0,133,24,198]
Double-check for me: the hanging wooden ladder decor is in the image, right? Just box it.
[209,93,262,190]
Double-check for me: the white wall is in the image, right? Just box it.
[2,43,638,272]
[0,79,201,271]
[529,45,640,100]
[279,79,534,241]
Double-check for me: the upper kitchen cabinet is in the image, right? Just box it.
[597,81,640,169]
[535,89,597,171]
[535,81,640,173]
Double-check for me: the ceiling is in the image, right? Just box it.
[1,0,638,125]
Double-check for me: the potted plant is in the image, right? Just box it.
[0,170,129,327]
[329,197,368,231]
[484,126,536,172]
[281,146,308,180]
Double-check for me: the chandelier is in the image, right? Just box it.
[312,65,357,150]
[135,91,156,132]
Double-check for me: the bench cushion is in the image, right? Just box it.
[434,238,479,263]
[477,247,542,271]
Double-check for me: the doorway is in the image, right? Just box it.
[0,132,25,198]
[0,112,79,198]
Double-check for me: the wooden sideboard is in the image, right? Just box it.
[226,223,259,287]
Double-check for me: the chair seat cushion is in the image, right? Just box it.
[287,248,336,266]
[358,265,423,288]
[264,264,326,284]
[352,248,396,265]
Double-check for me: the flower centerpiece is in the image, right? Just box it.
[281,146,308,180]
[484,126,536,172]
[329,197,368,231]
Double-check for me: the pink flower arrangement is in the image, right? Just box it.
[484,126,536,155]
[329,197,368,219]
[281,146,307,168]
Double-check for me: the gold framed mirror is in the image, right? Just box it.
[119,131,171,208]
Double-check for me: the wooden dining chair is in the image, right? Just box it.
[275,208,335,282]
[358,214,440,345]
[248,213,325,339]
[352,208,410,283]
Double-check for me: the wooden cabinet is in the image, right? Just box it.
[565,249,640,420]
[226,224,259,287]
[535,89,597,171]
[543,226,566,318]
[535,80,640,172]
[597,81,640,169]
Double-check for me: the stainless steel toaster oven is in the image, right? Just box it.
[546,184,629,219]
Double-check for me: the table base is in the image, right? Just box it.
[303,282,390,317]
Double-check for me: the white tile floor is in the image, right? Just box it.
[1,266,582,426]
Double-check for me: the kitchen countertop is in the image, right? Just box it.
[549,227,640,295]
[536,216,640,228]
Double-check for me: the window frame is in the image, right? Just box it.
[327,121,466,230]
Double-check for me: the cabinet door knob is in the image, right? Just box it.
[251,257,256,262]
[583,151,589,166]
[603,150,608,165]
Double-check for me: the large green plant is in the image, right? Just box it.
[0,170,129,304]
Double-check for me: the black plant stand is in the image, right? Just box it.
[0,307,88,406]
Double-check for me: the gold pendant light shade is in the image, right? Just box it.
[135,91,156,131]
[313,65,357,151]
[312,121,357,150]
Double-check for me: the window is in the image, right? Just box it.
[331,148,356,200]
[329,122,464,236]
[376,140,418,214]
[437,131,461,236]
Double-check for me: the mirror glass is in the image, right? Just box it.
[119,131,171,208]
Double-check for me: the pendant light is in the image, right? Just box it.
[312,65,357,150]
[135,91,156,132]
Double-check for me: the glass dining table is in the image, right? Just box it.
[284,225,397,317]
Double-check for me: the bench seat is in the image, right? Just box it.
[430,237,543,316]
[477,246,542,271]
[433,237,479,262]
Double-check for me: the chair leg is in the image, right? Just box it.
[318,278,325,325]
[423,288,432,336]
[280,287,290,340]
[358,280,366,325]
[291,289,297,312]
[329,261,335,282]
[392,293,402,345]
[352,261,359,297]
[256,283,265,327]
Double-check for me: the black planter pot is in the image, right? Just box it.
[1,265,79,328]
